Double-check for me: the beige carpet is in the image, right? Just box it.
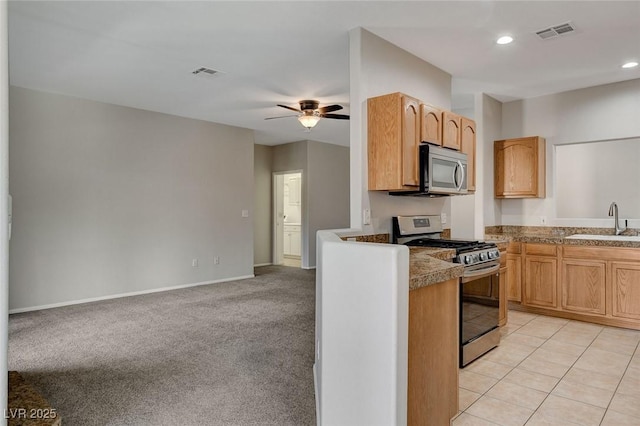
[8,266,316,426]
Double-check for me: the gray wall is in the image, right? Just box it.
[349,28,453,235]
[500,78,640,227]
[307,141,350,265]
[9,86,255,311]
[253,144,273,266]
[261,140,350,268]
[481,94,503,227]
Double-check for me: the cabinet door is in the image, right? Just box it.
[291,230,301,256]
[499,267,508,326]
[524,256,557,308]
[611,262,640,320]
[506,253,522,302]
[402,96,421,187]
[408,279,459,425]
[442,111,461,150]
[561,260,606,316]
[368,93,407,191]
[460,117,476,192]
[494,137,546,198]
[420,104,442,146]
[284,232,291,255]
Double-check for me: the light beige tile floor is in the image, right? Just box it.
[454,310,640,426]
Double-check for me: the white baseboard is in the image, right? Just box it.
[254,262,272,267]
[9,274,255,314]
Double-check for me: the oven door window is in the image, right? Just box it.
[461,274,499,345]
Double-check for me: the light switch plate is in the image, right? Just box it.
[363,209,371,225]
[241,209,249,217]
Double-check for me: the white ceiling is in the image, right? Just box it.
[8,1,640,147]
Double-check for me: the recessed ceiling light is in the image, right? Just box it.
[496,36,514,45]
[622,61,639,69]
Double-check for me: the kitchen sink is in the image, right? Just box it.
[565,234,640,242]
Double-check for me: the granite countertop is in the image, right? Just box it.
[488,240,509,251]
[408,247,463,291]
[485,226,640,248]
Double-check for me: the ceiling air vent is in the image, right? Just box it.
[192,67,222,79]
[535,21,576,40]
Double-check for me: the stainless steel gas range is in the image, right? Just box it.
[392,215,501,367]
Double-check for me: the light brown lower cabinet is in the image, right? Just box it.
[509,244,640,330]
[560,259,606,316]
[506,253,522,302]
[408,278,458,426]
[499,266,508,326]
[524,255,557,309]
[611,262,640,320]
[498,248,508,326]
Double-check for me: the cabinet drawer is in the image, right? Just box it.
[525,243,557,257]
[284,225,301,232]
[507,242,522,254]
[563,245,640,262]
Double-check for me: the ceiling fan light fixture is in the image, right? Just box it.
[298,112,321,129]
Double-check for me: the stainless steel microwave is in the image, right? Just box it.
[390,144,468,196]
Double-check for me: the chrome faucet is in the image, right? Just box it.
[608,202,626,235]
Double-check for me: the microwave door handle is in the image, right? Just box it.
[455,160,464,191]
[452,163,458,188]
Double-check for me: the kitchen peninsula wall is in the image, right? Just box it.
[500,78,640,228]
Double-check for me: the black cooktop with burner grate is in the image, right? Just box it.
[392,215,499,265]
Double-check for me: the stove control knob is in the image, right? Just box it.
[479,252,487,261]
[488,251,496,259]
[464,255,472,264]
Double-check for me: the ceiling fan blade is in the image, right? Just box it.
[264,115,298,120]
[321,113,350,120]
[277,104,301,113]
[318,104,343,114]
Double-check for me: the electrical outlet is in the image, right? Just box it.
[441,213,447,224]
[214,256,220,265]
[192,258,198,267]
[241,209,249,218]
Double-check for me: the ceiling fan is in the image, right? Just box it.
[265,100,349,130]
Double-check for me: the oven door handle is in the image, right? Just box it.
[461,262,500,283]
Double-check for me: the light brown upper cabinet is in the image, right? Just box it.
[494,136,546,198]
[442,111,462,150]
[368,93,421,191]
[460,118,476,192]
[419,104,443,146]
